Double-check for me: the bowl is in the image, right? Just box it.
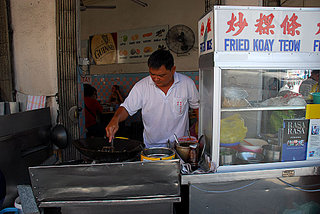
[262,144,281,162]
[311,92,320,104]
[220,142,240,147]
[219,147,236,165]
[237,152,264,164]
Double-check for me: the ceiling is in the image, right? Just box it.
[80,0,149,10]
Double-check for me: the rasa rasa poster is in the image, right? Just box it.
[281,119,309,162]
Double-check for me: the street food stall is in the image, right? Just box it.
[181,6,320,213]
[10,5,320,214]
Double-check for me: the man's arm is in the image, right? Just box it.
[105,106,129,142]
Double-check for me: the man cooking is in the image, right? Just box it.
[105,49,199,148]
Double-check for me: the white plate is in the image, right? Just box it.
[241,138,268,146]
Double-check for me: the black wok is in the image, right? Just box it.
[73,137,144,162]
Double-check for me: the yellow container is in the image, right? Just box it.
[305,104,320,119]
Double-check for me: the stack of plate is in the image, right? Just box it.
[238,138,268,153]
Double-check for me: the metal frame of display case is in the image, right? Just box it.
[210,67,320,174]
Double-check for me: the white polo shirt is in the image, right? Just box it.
[121,72,199,148]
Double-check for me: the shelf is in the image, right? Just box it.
[221,105,306,112]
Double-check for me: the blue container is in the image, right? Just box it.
[311,92,320,104]
[0,208,19,214]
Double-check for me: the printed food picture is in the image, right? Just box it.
[119,50,128,56]
[131,34,139,41]
[130,48,141,55]
[122,35,128,42]
[143,47,153,53]
[143,32,152,38]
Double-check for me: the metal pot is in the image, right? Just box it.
[262,144,281,162]
[175,142,197,162]
[141,147,175,161]
[73,137,144,162]
[220,147,236,165]
[51,124,69,149]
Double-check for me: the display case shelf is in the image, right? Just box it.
[221,105,306,112]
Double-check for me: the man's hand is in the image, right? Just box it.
[105,106,129,142]
[105,118,119,142]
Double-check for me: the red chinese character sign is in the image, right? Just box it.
[280,13,301,36]
[200,7,320,54]
[255,13,275,35]
[315,22,320,35]
[226,12,248,36]
[198,11,214,55]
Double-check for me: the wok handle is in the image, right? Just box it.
[115,137,129,140]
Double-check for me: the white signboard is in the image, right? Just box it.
[198,11,214,55]
[118,25,168,63]
[199,6,320,54]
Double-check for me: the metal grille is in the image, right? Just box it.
[0,0,13,101]
[56,0,81,161]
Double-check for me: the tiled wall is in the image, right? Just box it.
[90,71,199,102]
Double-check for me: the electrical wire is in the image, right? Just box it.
[280,0,290,6]
[78,65,88,78]
[190,180,259,193]
[191,178,320,194]
[277,178,320,192]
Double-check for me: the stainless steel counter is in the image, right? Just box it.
[182,165,320,184]
[23,160,181,214]
[181,164,320,214]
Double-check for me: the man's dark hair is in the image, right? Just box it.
[84,84,96,97]
[113,85,120,90]
[147,49,174,70]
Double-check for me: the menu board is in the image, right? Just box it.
[117,25,168,63]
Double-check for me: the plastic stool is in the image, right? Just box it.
[0,208,19,214]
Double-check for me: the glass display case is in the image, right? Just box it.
[197,6,320,172]
[220,69,307,165]
[181,6,320,214]
[199,62,320,170]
